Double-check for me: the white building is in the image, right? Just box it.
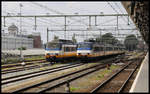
[8,23,18,35]
[1,24,34,50]
[2,34,33,50]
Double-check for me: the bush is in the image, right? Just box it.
[18,47,26,50]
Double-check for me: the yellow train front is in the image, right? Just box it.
[77,42,125,62]
[45,40,77,63]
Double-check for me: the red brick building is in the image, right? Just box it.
[32,32,42,48]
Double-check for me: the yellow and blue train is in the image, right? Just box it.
[76,42,125,61]
[45,40,125,63]
[45,39,77,63]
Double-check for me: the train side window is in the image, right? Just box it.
[67,47,70,52]
[109,47,111,51]
[65,47,67,52]
[106,47,108,51]
[63,46,65,52]
[73,47,76,51]
[69,47,71,52]
[71,47,73,51]
[100,47,104,51]
[64,47,66,52]
[69,47,72,52]
[72,47,75,51]
[111,47,113,51]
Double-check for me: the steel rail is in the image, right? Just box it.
[38,64,107,93]
[2,63,84,85]
[90,61,132,93]
[117,62,141,93]
[2,59,45,67]
[12,63,109,93]
[2,64,41,74]
[2,62,79,80]
[2,61,77,74]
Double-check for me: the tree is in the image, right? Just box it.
[96,33,119,45]
[27,34,33,38]
[72,33,77,43]
[124,34,138,51]
[54,35,59,40]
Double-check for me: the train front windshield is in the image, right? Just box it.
[46,43,61,50]
[77,43,92,50]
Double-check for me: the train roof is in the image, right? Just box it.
[77,42,93,44]
[47,39,74,44]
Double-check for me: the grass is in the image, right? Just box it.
[39,67,47,70]
[96,65,119,80]
[1,58,20,64]
[63,64,120,92]
[70,87,80,91]
[24,56,45,61]
[110,65,120,70]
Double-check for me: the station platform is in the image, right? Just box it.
[130,52,149,92]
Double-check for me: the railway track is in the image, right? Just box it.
[2,54,126,93]
[2,59,45,68]
[1,61,49,74]
[2,54,121,74]
[2,56,117,86]
[2,62,84,86]
[10,62,112,93]
[90,59,142,93]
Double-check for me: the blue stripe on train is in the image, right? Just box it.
[77,48,92,50]
[45,48,60,51]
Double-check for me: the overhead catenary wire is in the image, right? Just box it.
[2,6,63,29]
[113,2,137,34]
[107,1,137,35]
[2,2,138,42]
[114,2,133,26]
[30,2,101,39]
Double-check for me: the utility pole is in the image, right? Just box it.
[19,3,23,59]
[47,27,49,43]
[64,16,66,39]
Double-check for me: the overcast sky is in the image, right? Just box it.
[2,1,139,43]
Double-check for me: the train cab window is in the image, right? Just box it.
[64,47,70,52]
[46,43,61,50]
[94,47,100,52]
[67,47,70,52]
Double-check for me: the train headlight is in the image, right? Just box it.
[56,53,58,56]
[87,53,90,55]
[78,53,81,55]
